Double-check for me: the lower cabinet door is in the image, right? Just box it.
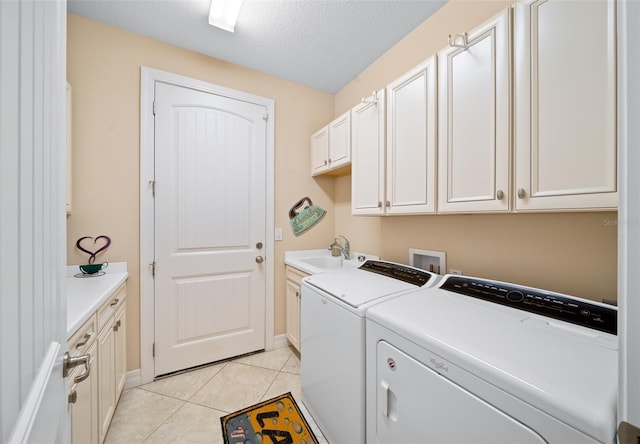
[70,342,98,444]
[114,306,127,399]
[98,320,116,443]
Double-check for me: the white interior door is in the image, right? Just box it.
[153,81,267,376]
[0,0,69,442]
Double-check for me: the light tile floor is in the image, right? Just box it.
[105,346,327,444]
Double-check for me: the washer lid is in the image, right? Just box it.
[304,261,436,308]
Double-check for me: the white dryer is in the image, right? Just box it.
[366,274,618,444]
[301,260,440,444]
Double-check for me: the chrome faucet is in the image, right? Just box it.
[338,235,350,260]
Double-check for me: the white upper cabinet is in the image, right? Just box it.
[437,8,511,213]
[352,89,386,215]
[311,110,351,176]
[310,125,329,175]
[386,56,437,215]
[514,0,617,211]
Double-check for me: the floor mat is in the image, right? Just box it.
[220,392,319,444]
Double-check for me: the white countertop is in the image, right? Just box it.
[284,249,378,275]
[66,262,129,338]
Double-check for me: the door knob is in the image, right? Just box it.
[63,351,91,383]
[255,256,264,264]
[256,242,263,249]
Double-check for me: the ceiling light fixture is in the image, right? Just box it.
[209,0,244,33]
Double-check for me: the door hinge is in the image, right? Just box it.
[152,343,155,357]
[263,112,269,121]
[149,180,155,197]
[150,260,156,277]
[153,100,157,115]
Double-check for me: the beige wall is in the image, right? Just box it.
[67,14,336,370]
[68,0,618,372]
[333,0,618,302]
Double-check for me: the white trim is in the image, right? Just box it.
[139,66,275,384]
[124,369,141,390]
[273,334,290,350]
[8,343,61,443]
[618,0,640,430]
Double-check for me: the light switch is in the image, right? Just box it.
[274,227,283,241]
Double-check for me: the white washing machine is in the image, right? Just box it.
[366,274,618,444]
[300,260,440,444]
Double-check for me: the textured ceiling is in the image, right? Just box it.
[67,0,447,93]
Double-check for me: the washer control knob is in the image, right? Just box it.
[506,291,524,302]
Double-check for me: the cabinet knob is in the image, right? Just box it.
[323,160,327,166]
[328,158,332,164]
[68,390,78,404]
[377,201,382,208]
[517,188,526,199]
[496,190,504,200]
[386,201,390,207]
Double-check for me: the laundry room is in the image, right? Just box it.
[3,0,637,443]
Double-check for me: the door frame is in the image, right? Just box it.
[139,67,275,384]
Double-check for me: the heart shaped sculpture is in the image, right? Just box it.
[76,235,111,264]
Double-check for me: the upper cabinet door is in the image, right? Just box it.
[514,0,617,211]
[437,8,511,213]
[311,125,329,176]
[328,110,351,170]
[386,56,437,215]
[352,89,386,215]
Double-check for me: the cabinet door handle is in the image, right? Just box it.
[110,298,120,307]
[75,332,92,349]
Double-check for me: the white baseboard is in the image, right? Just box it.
[273,334,289,349]
[125,336,289,390]
[124,369,141,389]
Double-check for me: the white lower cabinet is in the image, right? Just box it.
[68,316,99,444]
[68,282,126,444]
[514,0,617,211]
[351,89,386,215]
[437,8,511,214]
[286,266,309,352]
[97,284,127,443]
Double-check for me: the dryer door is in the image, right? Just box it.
[374,341,546,443]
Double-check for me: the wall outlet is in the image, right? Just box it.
[449,269,462,275]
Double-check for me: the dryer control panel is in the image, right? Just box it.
[359,260,435,287]
[440,276,617,335]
